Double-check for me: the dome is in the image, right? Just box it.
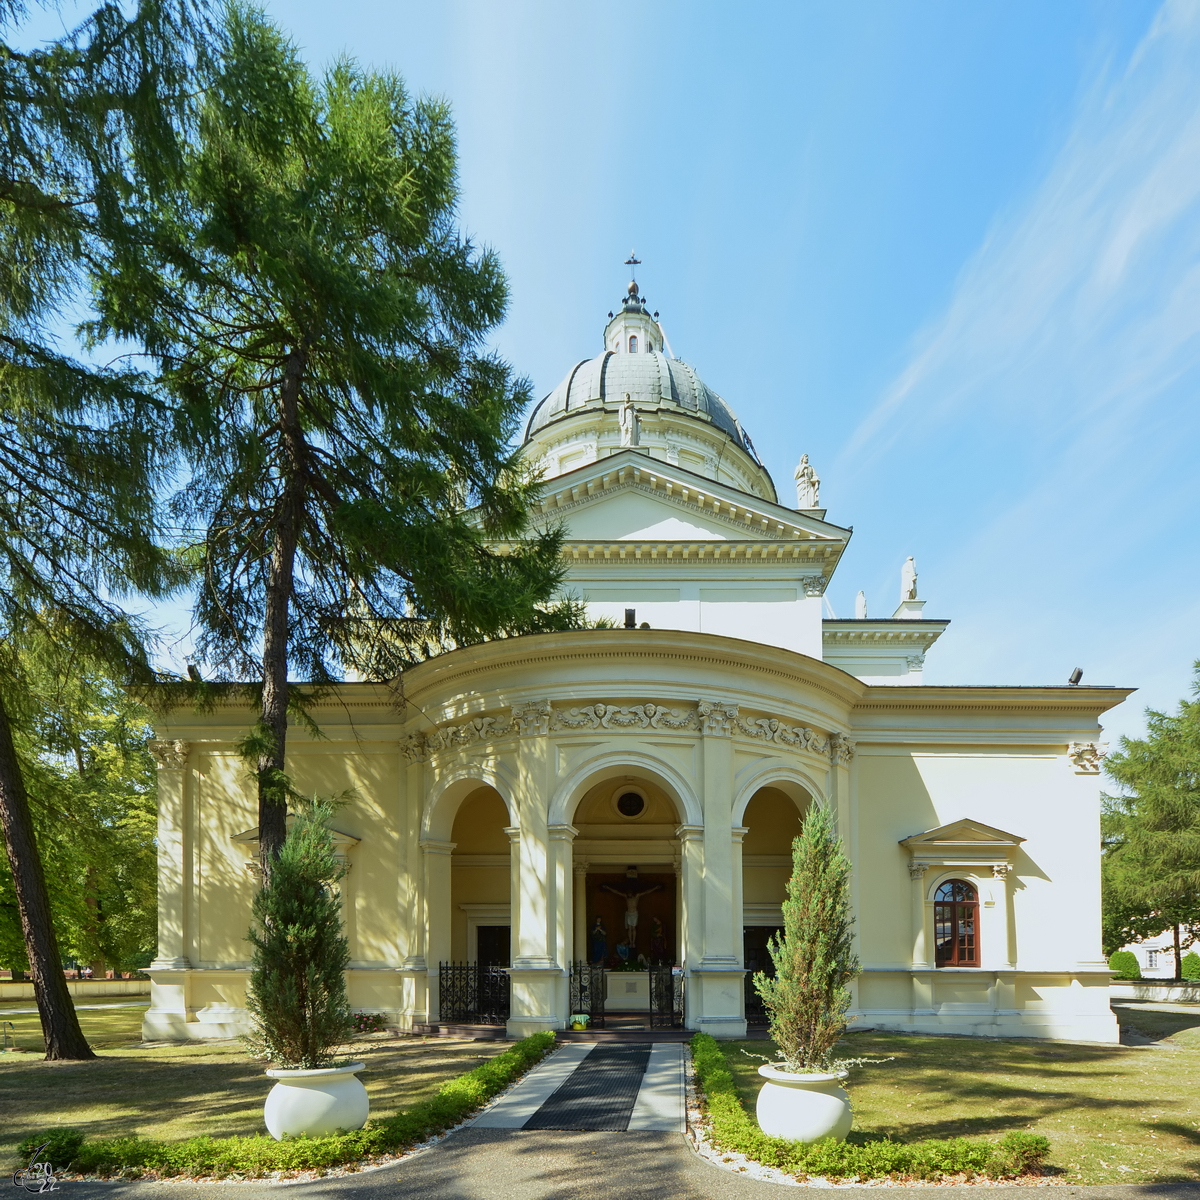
[524,281,764,469]
[524,349,763,467]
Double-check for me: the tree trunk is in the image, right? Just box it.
[1174,923,1183,982]
[0,688,95,1060]
[257,346,307,879]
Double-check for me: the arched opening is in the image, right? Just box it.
[741,785,810,1025]
[450,786,511,965]
[934,879,979,967]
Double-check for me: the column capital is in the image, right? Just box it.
[731,825,749,844]
[547,822,579,842]
[504,825,522,845]
[675,823,705,843]
[419,838,456,857]
[908,863,928,881]
[149,739,190,770]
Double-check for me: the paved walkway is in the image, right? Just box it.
[473,1041,685,1132]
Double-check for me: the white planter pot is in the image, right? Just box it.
[264,1061,369,1140]
[755,1065,852,1143]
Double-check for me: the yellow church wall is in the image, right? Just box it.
[195,753,257,965]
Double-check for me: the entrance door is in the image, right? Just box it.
[743,925,782,1026]
[477,925,510,967]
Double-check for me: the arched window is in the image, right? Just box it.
[628,335,638,353]
[934,879,978,966]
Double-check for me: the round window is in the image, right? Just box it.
[616,791,646,818]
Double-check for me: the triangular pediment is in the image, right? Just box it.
[900,819,1025,851]
[530,450,849,547]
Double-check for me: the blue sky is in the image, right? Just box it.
[22,0,1198,743]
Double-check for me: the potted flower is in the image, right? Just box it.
[751,803,861,1143]
[244,800,366,1140]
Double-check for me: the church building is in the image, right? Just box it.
[144,278,1127,1044]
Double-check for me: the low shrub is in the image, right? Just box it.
[1108,950,1142,981]
[1181,952,1200,981]
[14,1031,555,1178]
[690,1033,1050,1182]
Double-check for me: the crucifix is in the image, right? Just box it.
[602,869,661,948]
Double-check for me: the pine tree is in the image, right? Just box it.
[0,0,206,1059]
[244,800,352,1068]
[754,804,860,1072]
[1102,663,1200,980]
[94,8,572,878]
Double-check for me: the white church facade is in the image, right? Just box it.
[144,279,1127,1044]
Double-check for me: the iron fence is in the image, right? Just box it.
[438,962,510,1025]
[567,962,607,1029]
[649,965,685,1028]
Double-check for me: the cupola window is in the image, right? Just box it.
[628,335,638,353]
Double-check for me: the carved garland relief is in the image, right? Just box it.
[401,700,854,765]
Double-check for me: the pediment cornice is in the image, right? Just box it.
[529,450,849,545]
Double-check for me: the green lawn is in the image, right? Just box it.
[723,1003,1200,1186]
[0,1002,508,1162]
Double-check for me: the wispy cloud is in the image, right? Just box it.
[836,0,1200,735]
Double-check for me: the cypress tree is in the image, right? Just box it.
[244,799,351,1068]
[754,804,860,1072]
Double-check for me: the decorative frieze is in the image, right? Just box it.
[401,699,845,761]
[149,739,190,770]
[1067,742,1108,774]
[550,702,699,732]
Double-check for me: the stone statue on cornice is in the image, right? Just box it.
[794,453,820,508]
[620,393,640,447]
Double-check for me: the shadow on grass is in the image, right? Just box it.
[1114,1003,1200,1045]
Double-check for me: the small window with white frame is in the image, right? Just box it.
[628,335,638,353]
[1148,949,1159,968]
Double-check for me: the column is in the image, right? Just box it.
[677,824,704,1028]
[548,823,577,1023]
[399,753,428,1027]
[690,703,745,1037]
[144,740,192,1040]
[908,863,933,1019]
[992,862,1018,1023]
[420,838,455,1023]
[573,858,590,963]
[506,732,563,1037]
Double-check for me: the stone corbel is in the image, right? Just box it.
[697,700,739,735]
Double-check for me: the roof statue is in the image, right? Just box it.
[620,393,640,447]
[855,590,867,620]
[901,556,919,603]
[794,453,820,509]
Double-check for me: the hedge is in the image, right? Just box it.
[1181,952,1200,981]
[690,1033,1050,1182]
[15,1031,556,1179]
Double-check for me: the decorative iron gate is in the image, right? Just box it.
[438,962,510,1025]
[744,970,768,1026]
[649,965,684,1028]
[568,962,607,1029]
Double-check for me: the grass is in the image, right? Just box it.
[723,1002,1200,1186]
[0,1001,511,1161]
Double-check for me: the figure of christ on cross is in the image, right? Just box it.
[601,879,662,949]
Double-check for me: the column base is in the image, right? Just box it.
[507,964,565,1035]
[687,966,746,1039]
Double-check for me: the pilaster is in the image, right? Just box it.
[420,837,455,1022]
